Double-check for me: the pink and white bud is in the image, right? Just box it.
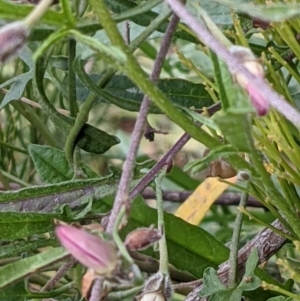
[229,45,269,116]
[246,83,270,116]
[0,22,30,63]
[55,224,118,276]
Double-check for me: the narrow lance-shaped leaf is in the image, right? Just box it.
[76,72,214,113]
[0,247,67,289]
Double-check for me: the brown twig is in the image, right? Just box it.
[41,257,76,291]
[141,188,265,208]
[0,89,70,116]
[106,14,181,234]
[130,103,221,200]
[185,218,289,301]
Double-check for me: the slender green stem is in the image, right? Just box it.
[68,39,78,117]
[107,285,144,300]
[11,101,59,148]
[155,166,169,274]
[112,205,143,281]
[114,0,162,22]
[0,170,30,187]
[251,148,300,237]
[0,140,28,154]
[67,39,84,177]
[228,185,249,288]
[129,9,172,51]
[112,205,134,265]
[239,207,294,241]
[60,0,76,27]
[0,170,11,190]
[261,281,300,300]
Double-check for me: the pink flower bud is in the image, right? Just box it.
[229,46,269,116]
[0,22,30,63]
[246,83,270,116]
[55,225,118,276]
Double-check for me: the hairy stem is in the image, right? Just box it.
[155,166,169,274]
[228,189,249,288]
[41,257,76,291]
[105,13,181,233]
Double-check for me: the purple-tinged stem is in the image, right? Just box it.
[106,14,181,234]
[130,132,190,199]
[41,257,76,291]
[130,102,221,199]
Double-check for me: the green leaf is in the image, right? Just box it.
[188,0,239,26]
[0,183,228,277]
[184,144,237,173]
[34,57,120,155]
[201,267,226,296]
[167,166,200,190]
[0,247,67,289]
[211,52,253,114]
[28,144,98,183]
[0,47,34,110]
[76,73,214,113]
[238,249,261,291]
[0,212,64,240]
[104,0,198,43]
[0,238,57,259]
[28,144,74,183]
[211,288,243,301]
[183,107,220,131]
[0,281,27,301]
[200,267,244,301]
[75,122,121,154]
[0,0,66,25]
[213,112,254,153]
[121,198,229,278]
[212,0,300,22]
[267,297,293,301]
[244,248,259,277]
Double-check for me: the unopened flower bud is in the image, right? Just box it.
[55,224,118,276]
[138,272,173,301]
[140,291,165,301]
[0,22,30,63]
[125,227,161,251]
[229,46,270,116]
